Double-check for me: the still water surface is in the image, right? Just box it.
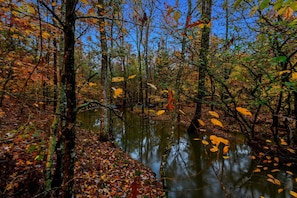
[78,110,297,198]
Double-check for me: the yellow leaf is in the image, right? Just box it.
[52,2,57,6]
[250,6,258,17]
[113,88,123,98]
[210,146,218,152]
[81,0,88,4]
[278,188,283,193]
[267,174,274,179]
[286,171,293,175]
[283,7,293,19]
[292,72,297,80]
[295,178,297,182]
[27,4,35,14]
[42,32,51,39]
[236,107,252,116]
[112,77,124,83]
[287,148,295,153]
[267,178,275,184]
[263,167,268,170]
[173,11,181,22]
[290,191,297,198]
[88,82,96,87]
[198,119,205,126]
[156,110,165,115]
[199,128,206,132]
[253,168,261,172]
[286,163,292,167]
[274,178,281,185]
[211,118,224,128]
[202,140,209,145]
[271,169,280,172]
[147,83,157,90]
[179,109,185,115]
[279,70,291,76]
[128,74,136,79]
[266,139,272,143]
[222,156,230,159]
[280,139,288,145]
[209,111,219,118]
[251,155,256,160]
[223,146,229,154]
[193,138,200,141]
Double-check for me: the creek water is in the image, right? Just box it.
[78,110,297,198]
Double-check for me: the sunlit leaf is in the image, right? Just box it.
[81,0,88,4]
[42,32,51,39]
[295,178,297,182]
[223,146,229,154]
[286,171,293,175]
[274,178,281,185]
[113,88,123,98]
[173,10,181,23]
[283,7,293,19]
[88,82,96,87]
[263,146,269,150]
[210,146,218,152]
[27,4,36,15]
[250,6,258,17]
[266,139,272,143]
[267,178,275,184]
[112,77,124,83]
[271,169,280,172]
[253,168,261,172]
[156,110,165,115]
[287,148,295,154]
[193,138,200,141]
[286,163,292,167]
[236,107,252,116]
[251,155,256,160]
[291,72,297,80]
[202,140,209,145]
[266,156,271,160]
[179,110,185,115]
[280,139,288,145]
[198,119,205,126]
[223,156,230,159]
[278,70,291,76]
[147,83,157,90]
[267,174,274,179]
[263,167,268,170]
[199,129,206,132]
[208,111,219,118]
[274,157,279,163]
[211,118,224,128]
[290,191,297,198]
[278,188,283,193]
[128,74,136,79]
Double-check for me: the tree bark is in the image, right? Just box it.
[61,0,77,196]
[188,0,212,133]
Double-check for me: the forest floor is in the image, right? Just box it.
[0,97,165,197]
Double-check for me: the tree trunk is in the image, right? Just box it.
[188,0,212,133]
[97,0,109,141]
[61,0,77,196]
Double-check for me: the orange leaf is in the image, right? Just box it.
[236,107,252,116]
[211,118,223,128]
[166,89,175,111]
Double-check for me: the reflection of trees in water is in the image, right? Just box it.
[78,111,297,198]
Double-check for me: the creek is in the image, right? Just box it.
[78,110,297,198]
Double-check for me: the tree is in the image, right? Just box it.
[188,0,213,133]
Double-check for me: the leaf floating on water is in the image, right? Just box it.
[208,111,219,118]
[290,191,297,198]
[156,110,165,116]
[286,171,293,175]
[198,119,205,126]
[202,140,209,145]
[278,188,283,193]
[211,118,224,128]
[236,107,252,116]
[253,168,261,173]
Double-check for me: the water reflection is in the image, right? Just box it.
[78,110,297,198]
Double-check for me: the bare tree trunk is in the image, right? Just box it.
[97,0,109,141]
[61,0,77,196]
[188,0,212,133]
